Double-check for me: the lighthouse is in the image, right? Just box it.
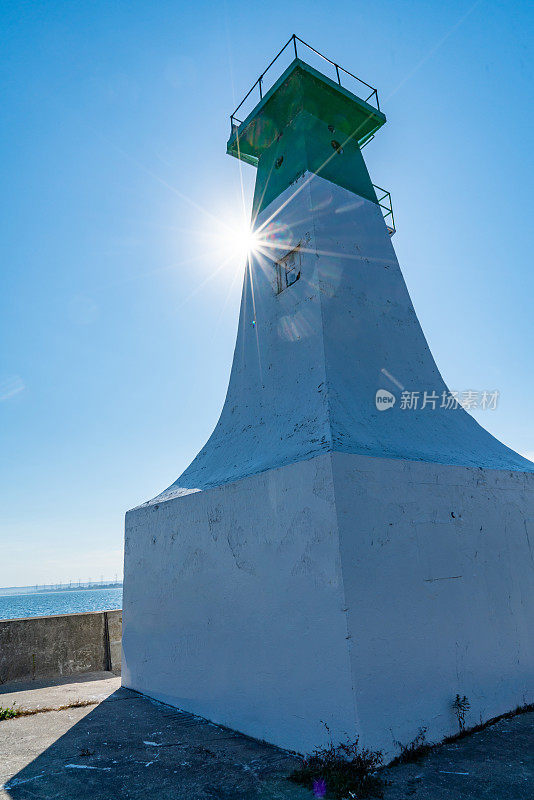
[122,37,534,757]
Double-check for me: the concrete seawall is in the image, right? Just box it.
[0,610,122,685]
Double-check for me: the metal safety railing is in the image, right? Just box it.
[373,185,396,236]
[230,35,381,133]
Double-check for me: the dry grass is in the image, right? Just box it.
[0,699,98,720]
[389,728,433,766]
[442,701,534,744]
[389,701,534,764]
[288,737,384,799]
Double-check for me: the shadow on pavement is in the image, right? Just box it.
[2,687,307,800]
[4,685,534,800]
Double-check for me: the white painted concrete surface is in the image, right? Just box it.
[153,174,533,501]
[123,450,534,756]
[123,172,534,757]
[124,454,358,754]
[333,452,534,754]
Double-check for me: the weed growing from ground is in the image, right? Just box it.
[390,727,432,766]
[288,735,383,799]
[443,700,534,744]
[0,706,17,720]
[452,694,470,732]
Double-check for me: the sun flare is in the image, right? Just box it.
[202,204,262,266]
[224,220,260,262]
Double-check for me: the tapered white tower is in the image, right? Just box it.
[123,38,534,757]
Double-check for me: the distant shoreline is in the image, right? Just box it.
[0,583,123,597]
[34,583,123,594]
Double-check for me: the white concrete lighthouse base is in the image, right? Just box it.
[122,452,534,758]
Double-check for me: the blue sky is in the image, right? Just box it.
[1,0,533,585]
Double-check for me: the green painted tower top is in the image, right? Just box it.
[227,56,385,165]
[226,36,390,220]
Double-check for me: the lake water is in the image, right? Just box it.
[0,588,122,620]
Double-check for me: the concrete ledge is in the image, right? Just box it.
[0,610,122,685]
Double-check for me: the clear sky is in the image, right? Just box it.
[1,0,533,585]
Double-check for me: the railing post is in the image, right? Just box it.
[258,75,263,99]
[335,64,341,85]
[293,35,298,59]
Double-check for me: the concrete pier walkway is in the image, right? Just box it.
[1,674,533,799]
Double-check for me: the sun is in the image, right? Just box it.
[228,220,260,261]
[209,212,260,266]
[194,202,264,276]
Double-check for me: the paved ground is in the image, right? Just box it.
[0,674,533,799]
[0,674,307,800]
[381,712,534,799]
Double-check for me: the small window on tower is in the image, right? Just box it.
[275,244,302,295]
